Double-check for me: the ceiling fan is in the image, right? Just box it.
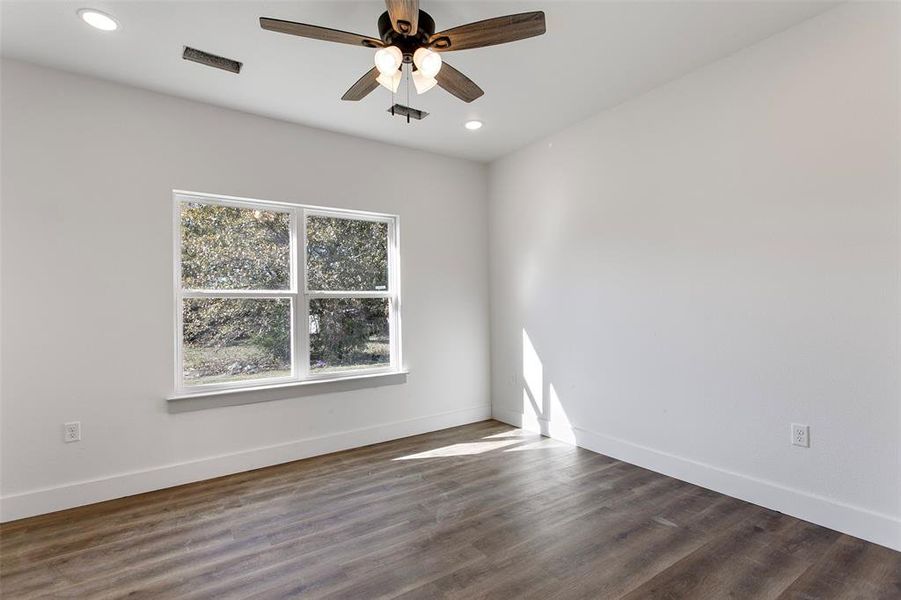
[260,1,546,104]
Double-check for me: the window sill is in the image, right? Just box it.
[168,369,409,402]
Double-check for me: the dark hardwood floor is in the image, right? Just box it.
[1,420,899,599]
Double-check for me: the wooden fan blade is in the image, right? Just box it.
[385,0,419,35]
[341,67,381,101]
[436,62,484,103]
[429,11,545,52]
[260,17,383,48]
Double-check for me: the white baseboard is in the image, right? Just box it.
[0,405,492,523]
[492,407,901,551]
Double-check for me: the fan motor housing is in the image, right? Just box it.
[377,10,436,58]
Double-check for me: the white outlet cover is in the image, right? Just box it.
[791,423,809,448]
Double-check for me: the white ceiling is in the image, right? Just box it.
[1,1,835,161]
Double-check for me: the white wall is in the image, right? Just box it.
[0,59,490,520]
[489,3,900,550]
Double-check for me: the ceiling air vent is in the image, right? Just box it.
[182,47,242,74]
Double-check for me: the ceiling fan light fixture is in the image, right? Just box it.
[374,46,403,76]
[413,47,442,78]
[412,70,438,94]
[377,70,402,93]
[259,5,545,105]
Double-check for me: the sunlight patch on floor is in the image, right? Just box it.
[482,430,539,440]
[393,439,523,460]
[503,438,571,452]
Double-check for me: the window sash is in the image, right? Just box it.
[300,207,400,380]
[302,209,396,296]
[179,196,297,294]
[174,191,401,393]
[301,297,397,381]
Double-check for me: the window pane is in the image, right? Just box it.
[309,298,390,373]
[183,298,291,385]
[306,216,388,291]
[181,202,291,290]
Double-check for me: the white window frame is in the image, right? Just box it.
[173,190,402,395]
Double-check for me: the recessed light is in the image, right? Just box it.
[464,120,483,131]
[78,9,119,32]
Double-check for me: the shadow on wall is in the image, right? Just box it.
[522,329,576,444]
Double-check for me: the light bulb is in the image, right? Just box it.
[413,48,442,78]
[464,120,483,130]
[377,70,402,93]
[77,8,119,31]
[412,70,437,94]
[374,46,402,76]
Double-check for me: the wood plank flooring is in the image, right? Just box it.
[1,420,899,599]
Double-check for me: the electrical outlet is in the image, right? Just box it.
[791,423,809,448]
[64,421,81,443]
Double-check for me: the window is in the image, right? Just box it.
[174,192,401,393]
